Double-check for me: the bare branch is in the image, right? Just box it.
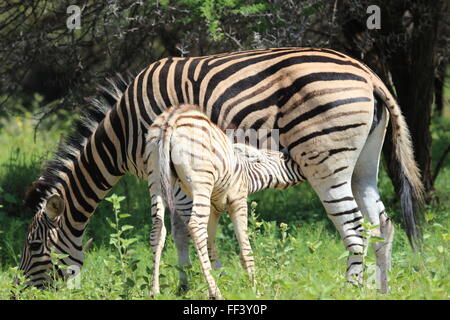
[432,144,450,185]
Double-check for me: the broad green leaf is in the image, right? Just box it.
[370,236,385,243]
[121,225,134,232]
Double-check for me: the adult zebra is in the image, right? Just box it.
[19,47,423,295]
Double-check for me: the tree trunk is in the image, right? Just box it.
[381,1,445,196]
[434,60,446,116]
[332,0,440,197]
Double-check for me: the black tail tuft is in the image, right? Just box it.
[400,172,423,251]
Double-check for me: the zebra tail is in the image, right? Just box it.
[373,77,425,250]
[159,126,176,216]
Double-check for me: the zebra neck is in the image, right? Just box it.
[241,160,271,194]
[54,107,142,229]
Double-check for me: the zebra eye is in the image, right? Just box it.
[29,241,42,251]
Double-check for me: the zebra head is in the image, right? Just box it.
[233,144,304,192]
[18,181,85,289]
[258,148,304,190]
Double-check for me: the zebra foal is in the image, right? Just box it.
[144,105,303,299]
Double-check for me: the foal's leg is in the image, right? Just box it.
[207,207,223,270]
[172,185,193,293]
[172,188,225,293]
[187,193,222,299]
[174,165,222,298]
[228,196,256,287]
[148,180,167,295]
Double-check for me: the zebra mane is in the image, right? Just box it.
[24,74,133,213]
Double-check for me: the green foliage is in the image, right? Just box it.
[105,194,138,265]
[177,0,272,40]
[48,248,70,291]
[1,196,449,299]
[0,151,43,218]
[103,194,150,299]
[0,97,73,219]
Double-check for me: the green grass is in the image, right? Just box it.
[0,93,449,300]
[0,204,448,300]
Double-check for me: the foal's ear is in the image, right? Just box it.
[233,143,263,162]
[45,194,65,219]
[281,148,290,159]
[232,143,246,155]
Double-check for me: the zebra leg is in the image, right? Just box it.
[228,196,256,287]
[296,148,369,285]
[352,106,394,293]
[313,180,367,285]
[282,107,373,285]
[148,191,167,296]
[207,208,223,270]
[375,200,394,293]
[351,191,394,293]
[172,186,193,294]
[187,197,223,299]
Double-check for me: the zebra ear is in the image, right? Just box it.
[281,148,290,159]
[232,143,246,155]
[83,238,94,251]
[233,143,262,162]
[45,194,65,219]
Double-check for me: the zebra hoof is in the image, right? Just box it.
[378,283,390,294]
[148,289,160,299]
[177,283,189,295]
[346,279,363,288]
[208,293,224,300]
